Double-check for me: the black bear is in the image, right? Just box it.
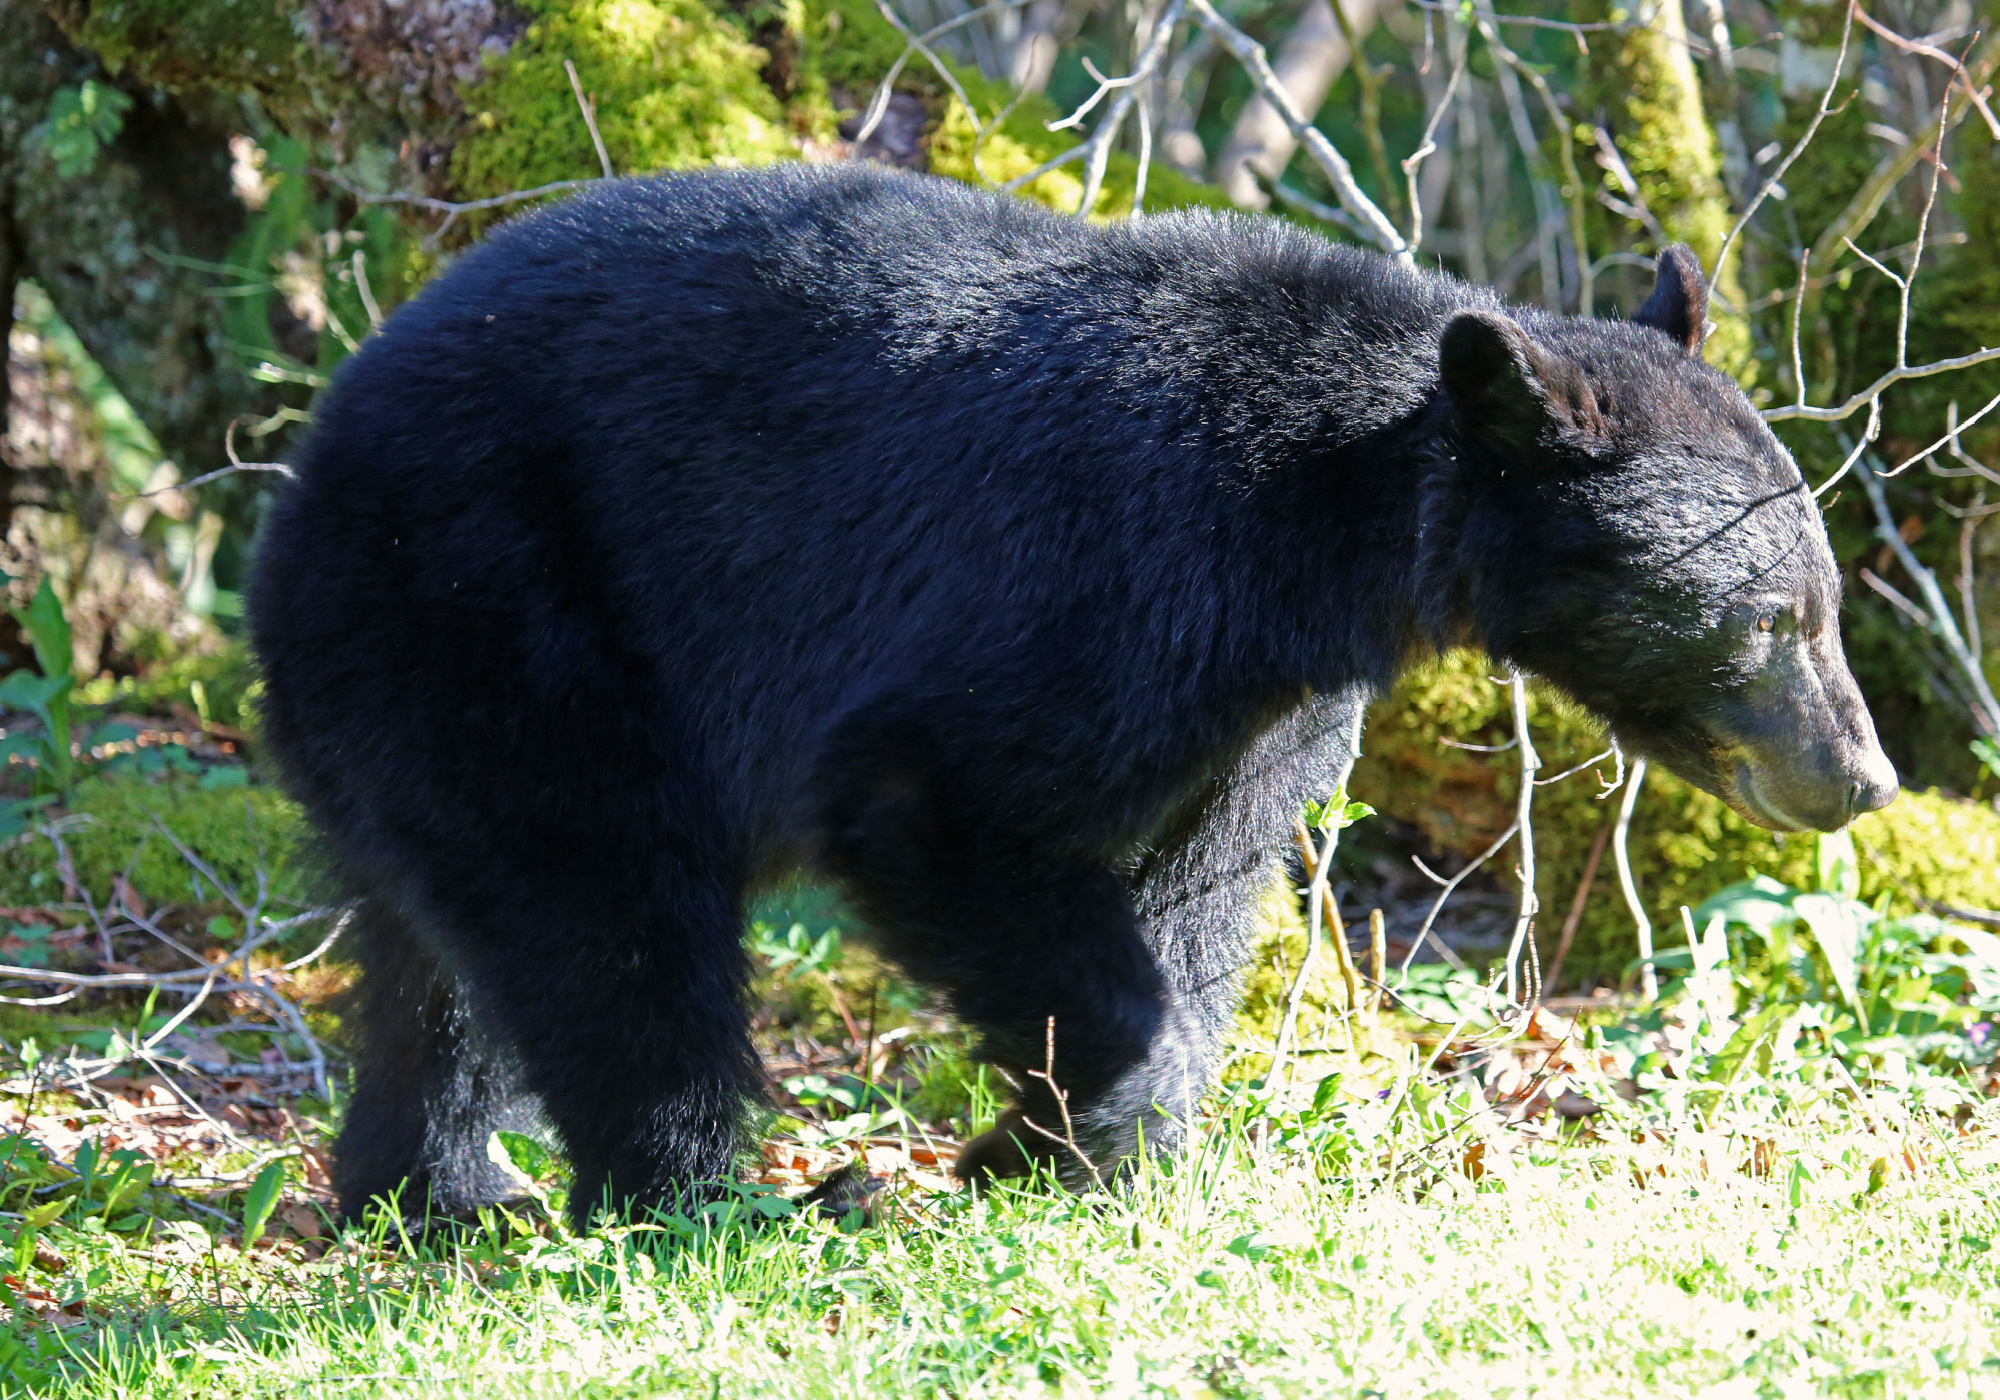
[250,163,1895,1223]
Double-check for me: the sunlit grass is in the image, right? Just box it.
[13,1062,2000,1400]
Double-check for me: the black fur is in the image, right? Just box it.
[250,164,1892,1222]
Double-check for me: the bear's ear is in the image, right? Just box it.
[1634,244,1708,353]
[1440,311,1580,450]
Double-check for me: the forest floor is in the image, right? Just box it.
[0,747,1998,1396]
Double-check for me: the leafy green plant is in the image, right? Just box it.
[0,578,81,834]
[1677,829,2000,1070]
[31,81,133,179]
[239,1159,286,1246]
[487,1129,571,1224]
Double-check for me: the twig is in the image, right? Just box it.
[1814,396,1881,498]
[563,60,614,180]
[1810,26,2000,270]
[1534,746,1618,787]
[1714,0,1858,295]
[1409,0,1727,53]
[350,251,382,330]
[1612,758,1655,1001]
[1328,0,1402,227]
[1762,345,2000,424]
[1501,672,1540,1007]
[1399,828,1511,976]
[1400,37,1466,253]
[1271,817,1331,1082]
[1543,806,1614,995]
[1002,0,1186,216]
[1185,0,1409,260]
[1854,451,2000,735]
[850,0,1036,150]
[1264,179,1367,235]
[305,167,598,249]
[1019,1016,1103,1183]
[1472,0,1565,308]
[1893,389,2000,476]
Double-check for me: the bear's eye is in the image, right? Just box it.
[1756,611,1776,634]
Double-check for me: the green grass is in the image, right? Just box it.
[11,1065,2000,1398]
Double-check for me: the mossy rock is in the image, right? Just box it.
[0,771,308,911]
[1351,650,2000,983]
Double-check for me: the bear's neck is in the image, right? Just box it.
[1232,392,1462,700]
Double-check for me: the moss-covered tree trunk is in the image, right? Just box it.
[0,0,272,481]
[1572,0,1753,382]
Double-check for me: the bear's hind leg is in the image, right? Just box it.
[424,861,763,1228]
[334,897,544,1226]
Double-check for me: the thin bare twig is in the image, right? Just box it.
[1714,0,1858,293]
[1855,451,2000,736]
[1186,0,1409,260]
[1002,0,1187,216]
[1501,672,1540,1007]
[1612,757,1655,1001]
[1400,828,1510,977]
[563,60,615,180]
[1401,37,1466,253]
[1763,345,2000,424]
[1019,1016,1103,1183]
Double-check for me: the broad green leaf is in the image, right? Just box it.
[1693,875,1798,934]
[1690,912,1729,983]
[487,1130,557,1214]
[1794,893,1867,1028]
[0,671,68,713]
[1974,737,2000,781]
[22,1198,65,1229]
[490,1129,552,1184]
[1702,1003,1790,1086]
[101,1154,152,1214]
[1817,829,1861,901]
[1946,923,2000,980]
[241,1160,286,1244]
[0,797,53,842]
[8,577,72,685]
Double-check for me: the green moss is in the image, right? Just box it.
[803,0,913,95]
[0,771,306,911]
[1351,650,2000,982]
[927,81,1233,220]
[46,0,317,96]
[451,0,795,206]
[1569,0,1752,382]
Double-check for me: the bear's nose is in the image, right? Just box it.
[1846,763,1898,819]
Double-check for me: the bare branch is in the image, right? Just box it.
[1401,36,1466,254]
[1612,757,1655,1002]
[1855,452,2000,736]
[1501,671,1540,1007]
[1763,345,2000,423]
[1893,388,2000,475]
[563,59,615,180]
[1186,0,1409,259]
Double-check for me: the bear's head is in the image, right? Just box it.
[1435,246,1897,833]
